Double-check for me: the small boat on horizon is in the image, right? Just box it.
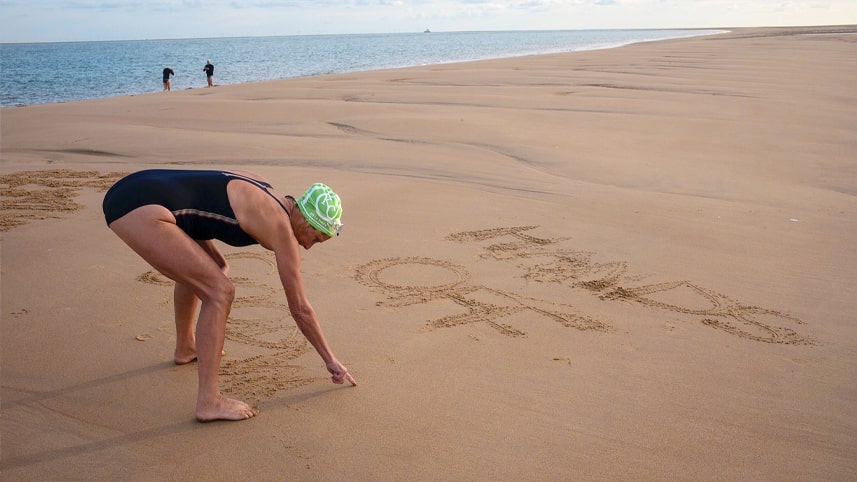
[424,28,431,33]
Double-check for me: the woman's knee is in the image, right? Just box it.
[205,277,235,308]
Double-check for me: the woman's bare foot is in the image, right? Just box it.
[174,347,198,365]
[196,393,258,422]
[175,347,226,365]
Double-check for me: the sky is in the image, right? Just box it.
[1,0,856,43]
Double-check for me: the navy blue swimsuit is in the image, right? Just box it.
[103,169,288,247]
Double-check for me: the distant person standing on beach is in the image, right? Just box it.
[162,66,174,91]
[203,60,214,87]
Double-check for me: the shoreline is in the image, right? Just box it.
[1,27,732,108]
[2,26,856,480]
[4,25,856,109]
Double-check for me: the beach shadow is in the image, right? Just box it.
[0,361,200,471]
[1,385,354,471]
[1,361,174,410]
[0,418,198,471]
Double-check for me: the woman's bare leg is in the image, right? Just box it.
[175,240,229,365]
[173,281,199,365]
[109,205,256,422]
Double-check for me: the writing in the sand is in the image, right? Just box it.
[354,226,813,345]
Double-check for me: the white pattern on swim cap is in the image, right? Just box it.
[297,183,342,237]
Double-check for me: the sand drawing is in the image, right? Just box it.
[0,169,126,231]
[137,270,173,286]
[355,226,813,345]
[136,251,317,403]
[602,282,811,345]
[354,256,607,336]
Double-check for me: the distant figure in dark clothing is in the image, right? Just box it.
[163,67,175,91]
[203,60,214,87]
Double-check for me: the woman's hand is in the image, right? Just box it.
[326,360,357,386]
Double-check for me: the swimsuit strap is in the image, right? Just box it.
[224,171,291,216]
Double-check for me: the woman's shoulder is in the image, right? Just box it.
[225,169,270,184]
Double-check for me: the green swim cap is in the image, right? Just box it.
[297,183,343,237]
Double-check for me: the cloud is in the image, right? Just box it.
[2,0,856,42]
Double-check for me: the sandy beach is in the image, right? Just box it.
[2,26,856,480]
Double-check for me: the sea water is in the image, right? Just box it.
[0,29,723,107]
